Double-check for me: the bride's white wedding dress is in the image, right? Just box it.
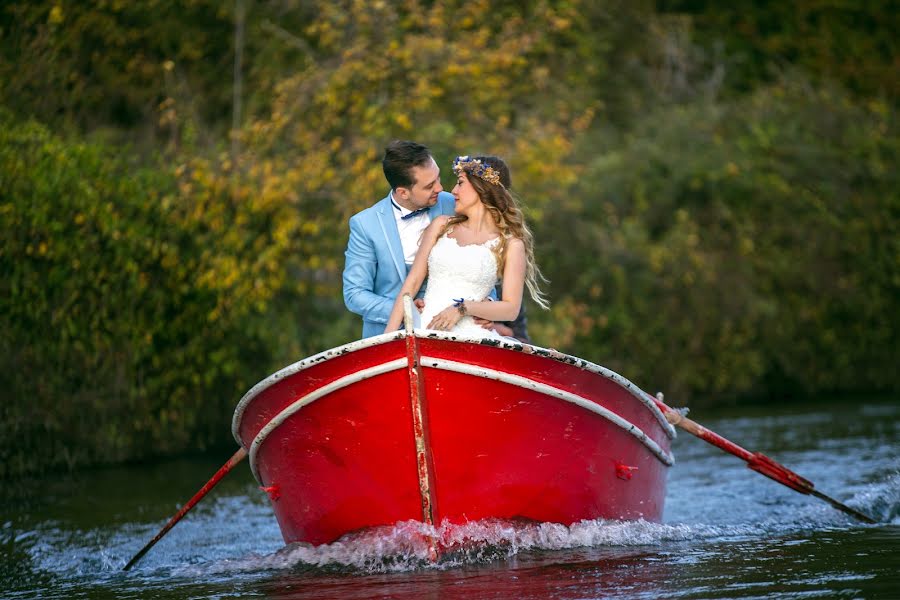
[416,233,503,339]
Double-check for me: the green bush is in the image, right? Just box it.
[533,80,899,404]
[0,112,272,477]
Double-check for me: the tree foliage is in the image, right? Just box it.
[536,81,898,400]
[657,0,900,99]
[0,111,261,476]
[0,1,896,476]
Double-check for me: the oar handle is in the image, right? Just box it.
[658,405,754,462]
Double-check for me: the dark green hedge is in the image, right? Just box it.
[535,81,898,402]
[0,113,269,477]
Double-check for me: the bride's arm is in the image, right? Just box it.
[384,216,449,333]
[430,238,526,328]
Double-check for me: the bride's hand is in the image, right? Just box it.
[427,306,463,331]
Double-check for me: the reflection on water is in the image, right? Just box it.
[2,398,898,599]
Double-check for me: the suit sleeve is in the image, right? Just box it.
[506,304,530,343]
[495,282,530,343]
[343,215,394,325]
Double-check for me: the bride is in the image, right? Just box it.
[384,155,548,337]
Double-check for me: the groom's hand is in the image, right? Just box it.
[414,298,425,313]
[491,323,514,337]
[473,317,495,330]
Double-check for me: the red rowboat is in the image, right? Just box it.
[232,327,675,548]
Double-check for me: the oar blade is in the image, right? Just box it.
[809,489,878,524]
[651,394,877,525]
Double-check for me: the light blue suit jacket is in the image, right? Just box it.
[343,191,457,338]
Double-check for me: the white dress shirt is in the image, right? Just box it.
[391,192,431,265]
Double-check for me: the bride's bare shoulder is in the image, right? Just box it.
[506,236,525,251]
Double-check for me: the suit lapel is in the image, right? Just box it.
[375,194,406,281]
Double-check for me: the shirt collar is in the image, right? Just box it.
[390,191,413,218]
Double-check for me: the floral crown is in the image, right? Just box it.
[452,156,502,186]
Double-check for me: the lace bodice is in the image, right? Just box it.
[418,234,502,338]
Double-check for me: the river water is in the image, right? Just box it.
[2,397,898,599]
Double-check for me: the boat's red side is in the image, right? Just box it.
[233,333,673,545]
[416,336,670,525]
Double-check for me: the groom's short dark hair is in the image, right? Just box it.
[383,140,433,190]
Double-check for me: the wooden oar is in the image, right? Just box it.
[650,395,877,524]
[123,447,248,571]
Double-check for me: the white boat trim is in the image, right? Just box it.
[412,329,676,439]
[233,330,676,447]
[419,355,675,467]
[232,331,405,444]
[247,357,408,482]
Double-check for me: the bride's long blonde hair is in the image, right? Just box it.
[442,155,549,309]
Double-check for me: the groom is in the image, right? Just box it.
[343,140,456,338]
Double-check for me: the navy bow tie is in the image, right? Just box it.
[401,207,430,220]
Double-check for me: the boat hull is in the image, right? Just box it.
[233,331,674,545]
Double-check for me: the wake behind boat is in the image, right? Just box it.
[231,325,676,548]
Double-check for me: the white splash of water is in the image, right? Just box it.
[853,470,900,524]
[187,516,765,576]
[190,469,900,577]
